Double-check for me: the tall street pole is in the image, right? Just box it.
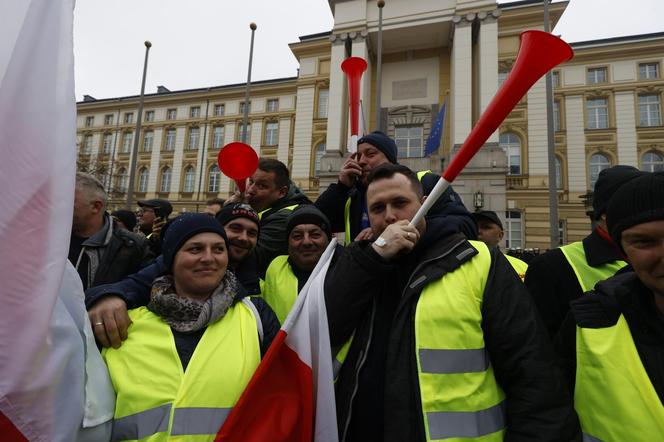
[126,40,152,210]
[242,23,257,144]
[374,0,385,131]
[543,0,560,248]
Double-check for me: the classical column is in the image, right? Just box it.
[565,95,587,192]
[615,90,638,166]
[325,35,348,154]
[451,14,473,149]
[477,10,500,143]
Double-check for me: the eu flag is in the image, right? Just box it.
[424,101,447,157]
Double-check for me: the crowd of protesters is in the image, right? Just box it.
[63,130,664,441]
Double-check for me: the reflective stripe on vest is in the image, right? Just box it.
[258,204,299,221]
[560,241,627,292]
[575,315,664,442]
[415,240,506,441]
[103,303,261,441]
[343,170,431,245]
[504,254,528,282]
[262,255,298,324]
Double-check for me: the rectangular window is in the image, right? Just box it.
[587,98,609,129]
[102,133,113,154]
[85,116,94,127]
[145,110,155,122]
[394,125,424,158]
[166,108,177,120]
[124,112,134,124]
[190,106,201,118]
[552,71,560,88]
[164,128,176,151]
[214,103,225,116]
[498,71,510,87]
[587,67,607,84]
[239,101,251,114]
[143,130,153,152]
[121,132,133,153]
[558,220,567,246]
[638,94,662,127]
[188,127,200,150]
[264,121,278,145]
[639,62,659,80]
[267,99,279,112]
[82,134,93,153]
[553,100,561,132]
[212,125,225,149]
[104,114,114,125]
[317,89,329,118]
[505,211,523,249]
[237,123,251,142]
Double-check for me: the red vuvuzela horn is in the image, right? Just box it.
[217,142,259,193]
[341,56,368,152]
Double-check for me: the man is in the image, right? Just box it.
[261,205,334,323]
[525,165,643,337]
[111,209,137,232]
[315,130,476,243]
[69,173,153,290]
[227,158,311,276]
[556,171,664,440]
[325,164,579,442]
[473,210,528,280]
[137,198,173,255]
[203,197,226,216]
[85,203,262,348]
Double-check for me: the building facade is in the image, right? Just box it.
[76,0,664,249]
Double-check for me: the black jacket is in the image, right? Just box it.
[315,172,477,242]
[69,215,154,290]
[324,217,580,442]
[525,228,625,337]
[555,271,664,404]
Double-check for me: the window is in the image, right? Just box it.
[264,121,278,146]
[238,123,251,141]
[498,70,510,87]
[164,128,176,151]
[212,125,225,149]
[124,112,134,124]
[102,133,113,154]
[317,89,329,118]
[641,151,664,172]
[160,167,171,193]
[143,130,153,152]
[587,98,609,129]
[208,165,221,192]
[552,71,560,88]
[314,142,326,176]
[589,153,610,189]
[187,127,200,150]
[104,114,114,125]
[505,211,522,248]
[183,166,195,192]
[239,101,251,114]
[499,133,522,175]
[85,116,94,127]
[553,100,561,132]
[121,132,133,153]
[555,156,563,189]
[267,99,279,112]
[190,106,201,118]
[138,168,149,192]
[145,110,155,122]
[214,104,225,117]
[166,108,177,120]
[638,94,661,127]
[587,67,607,84]
[81,134,93,153]
[639,62,659,80]
[395,125,424,158]
[117,168,128,192]
[558,220,567,246]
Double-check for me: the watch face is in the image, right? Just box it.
[374,236,387,248]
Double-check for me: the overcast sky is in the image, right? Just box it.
[73,0,664,101]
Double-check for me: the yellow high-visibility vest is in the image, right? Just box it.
[560,241,626,292]
[505,254,528,281]
[258,204,299,221]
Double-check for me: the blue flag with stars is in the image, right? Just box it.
[424,101,447,157]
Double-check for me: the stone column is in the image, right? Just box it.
[451,15,473,149]
[615,91,638,166]
[325,35,348,154]
[477,10,500,143]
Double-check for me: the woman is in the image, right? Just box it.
[103,213,279,441]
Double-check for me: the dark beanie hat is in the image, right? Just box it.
[592,165,643,220]
[162,213,228,271]
[607,172,664,246]
[358,131,398,164]
[286,205,332,240]
[111,209,137,232]
[215,203,260,229]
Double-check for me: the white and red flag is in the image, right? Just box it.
[216,240,339,442]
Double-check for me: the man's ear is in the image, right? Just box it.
[92,200,104,215]
[277,185,288,199]
[498,229,504,241]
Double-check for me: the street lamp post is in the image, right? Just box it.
[375,0,385,131]
[242,23,257,144]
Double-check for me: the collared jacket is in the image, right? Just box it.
[324,217,580,442]
[315,172,477,243]
[525,228,626,337]
[70,214,154,290]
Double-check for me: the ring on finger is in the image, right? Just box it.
[93,322,104,326]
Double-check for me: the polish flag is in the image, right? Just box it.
[216,240,339,442]
[0,0,77,440]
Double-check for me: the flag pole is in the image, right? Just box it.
[242,23,257,144]
[544,0,560,247]
[374,0,385,131]
[126,40,152,210]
